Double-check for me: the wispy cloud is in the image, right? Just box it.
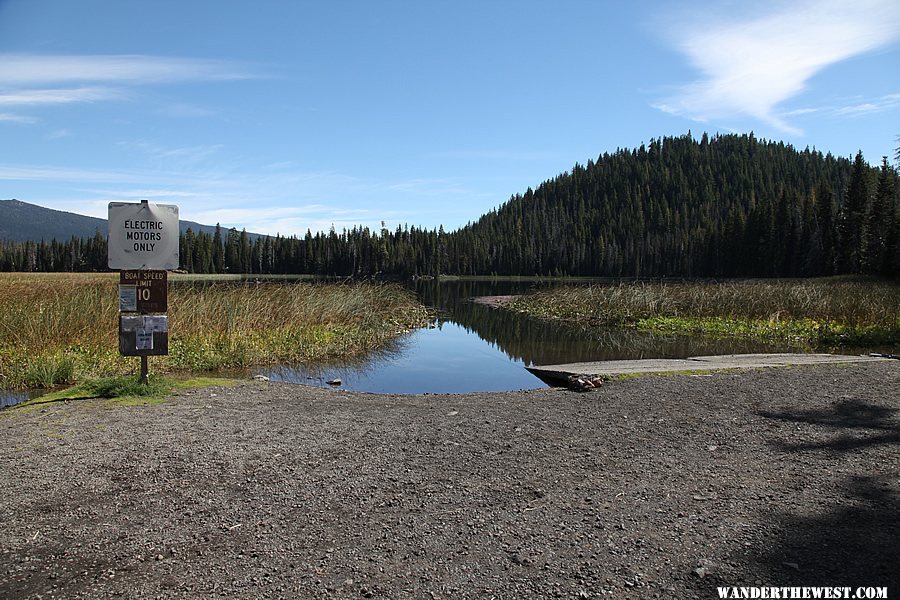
[0,112,37,124]
[429,149,557,161]
[116,140,225,165]
[0,87,122,106]
[156,103,216,118]
[0,53,257,85]
[0,54,258,116]
[834,93,900,116]
[654,0,900,133]
[781,92,900,119]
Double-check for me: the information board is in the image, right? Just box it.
[108,201,179,270]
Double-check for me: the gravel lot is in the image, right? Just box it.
[1,362,897,599]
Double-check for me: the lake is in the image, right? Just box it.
[261,278,808,393]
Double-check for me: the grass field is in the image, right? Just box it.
[506,278,900,348]
[0,273,431,389]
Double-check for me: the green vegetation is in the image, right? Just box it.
[507,279,900,346]
[2,375,241,416]
[0,274,431,389]
[3,134,898,280]
[77,375,171,398]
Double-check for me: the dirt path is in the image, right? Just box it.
[1,363,897,598]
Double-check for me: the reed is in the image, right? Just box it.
[508,279,900,346]
[0,274,431,389]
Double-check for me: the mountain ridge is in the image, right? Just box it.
[0,199,256,243]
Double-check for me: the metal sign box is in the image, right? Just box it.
[118,314,169,357]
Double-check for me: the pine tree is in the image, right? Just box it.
[865,157,897,276]
[837,151,870,274]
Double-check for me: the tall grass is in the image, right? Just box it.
[0,274,431,389]
[508,279,900,346]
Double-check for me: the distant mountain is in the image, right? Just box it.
[0,199,253,243]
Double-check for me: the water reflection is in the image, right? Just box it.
[266,278,810,394]
[0,389,41,409]
[414,279,803,365]
[267,320,548,394]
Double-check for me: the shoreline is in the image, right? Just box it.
[1,362,897,597]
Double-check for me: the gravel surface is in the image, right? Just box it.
[1,363,897,599]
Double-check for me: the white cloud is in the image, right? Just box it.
[0,87,122,106]
[0,54,257,114]
[0,112,37,124]
[834,93,900,116]
[655,0,900,133]
[0,53,256,85]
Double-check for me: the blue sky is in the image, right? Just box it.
[1,0,899,236]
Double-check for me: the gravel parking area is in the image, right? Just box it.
[1,362,897,598]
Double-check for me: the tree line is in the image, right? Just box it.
[1,133,898,279]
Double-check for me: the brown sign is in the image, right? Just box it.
[119,270,168,313]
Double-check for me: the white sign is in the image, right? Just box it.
[135,329,154,350]
[120,314,168,332]
[143,315,169,333]
[108,201,179,270]
[118,285,137,311]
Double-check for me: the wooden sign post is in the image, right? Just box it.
[108,200,179,384]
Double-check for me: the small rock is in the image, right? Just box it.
[326,378,342,386]
[566,375,604,392]
[782,561,800,570]
[252,375,270,382]
[693,567,708,578]
[692,493,718,501]
[447,410,459,416]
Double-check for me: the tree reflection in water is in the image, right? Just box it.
[265,279,806,393]
[415,279,799,366]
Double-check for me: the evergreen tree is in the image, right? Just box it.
[213,223,225,274]
[837,151,870,273]
[865,157,898,277]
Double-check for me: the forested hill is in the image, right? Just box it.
[2,133,898,278]
[451,133,898,278]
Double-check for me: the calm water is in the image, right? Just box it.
[261,279,808,393]
[1,389,44,409]
[1,277,861,403]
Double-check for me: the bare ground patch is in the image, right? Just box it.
[0,363,897,598]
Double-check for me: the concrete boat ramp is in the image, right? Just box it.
[527,353,895,383]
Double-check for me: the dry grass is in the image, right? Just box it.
[508,279,900,346]
[0,274,430,389]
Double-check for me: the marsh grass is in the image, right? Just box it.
[508,279,900,346]
[0,274,431,389]
[78,375,170,398]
